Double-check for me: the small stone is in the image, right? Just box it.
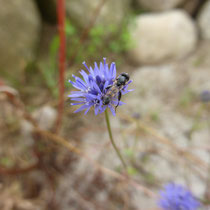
[20,120,34,146]
[181,0,200,15]
[33,106,57,130]
[65,0,129,29]
[0,0,41,80]
[197,0,210,40]
[136,0,184,11]
[128,10,197,64]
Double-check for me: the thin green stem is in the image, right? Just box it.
[105,109,127,170]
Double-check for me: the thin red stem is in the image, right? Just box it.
[55,0,66,133]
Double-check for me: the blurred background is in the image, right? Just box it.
[0,0,210,209]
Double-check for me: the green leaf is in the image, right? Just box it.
[124,148,134,158]
[109,41,121,53]
[65,20,77,36]
[127,167,138,176]
[49,35,59,59]
[0,157,13,167]
[90,25,104,37]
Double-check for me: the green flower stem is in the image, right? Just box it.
[105,109,127,170]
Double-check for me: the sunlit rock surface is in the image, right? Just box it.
[128,10,197,64]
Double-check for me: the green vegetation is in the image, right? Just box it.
[127,166,138,176]
[150,111,160,122]
[64,19,133,64]
[0,157,13,168]
[179,88,196,107]
[40,19,132,98]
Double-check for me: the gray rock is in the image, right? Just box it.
[136,0,184,11]
[21,106,57,145]
[20,120,34,146]
[0,0,41,80]
[65,0,129,29]
[56,45,210,207]
[128,10,197,64]
[197,0,210,39]
[124,61,210,197]
[181,0,200,15]
[33,106,57,130]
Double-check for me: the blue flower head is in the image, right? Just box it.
[68,58,132,116]
[158,183,201,210]
[200,90,210,103]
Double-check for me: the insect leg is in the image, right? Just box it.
[105,85,112,90]
[115,91,122,112]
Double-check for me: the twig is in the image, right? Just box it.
[119,113,208,171]
[54,0,66,134]
[33,127,155,197]
[0,162,39,175]
[4,88,155,197]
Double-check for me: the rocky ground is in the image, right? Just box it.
[1,40,209,210]
[0,0,210,210]
[54,40,210,210]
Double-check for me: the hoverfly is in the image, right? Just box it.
[102,73,130,112]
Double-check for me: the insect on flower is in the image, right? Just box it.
[102,72,130,112]
[68,58,132,116]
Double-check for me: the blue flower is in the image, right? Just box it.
[68,58,132,116]
[200,90,210,103]
[158,183,201,210]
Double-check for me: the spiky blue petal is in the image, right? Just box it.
[158,183,201,210]
[68,58,132,115]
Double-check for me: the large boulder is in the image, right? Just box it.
[0,0,41,80]
[136,0,184,11]
[128,10,197,64]
[65,0,129,28]
[197,0,210,40]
